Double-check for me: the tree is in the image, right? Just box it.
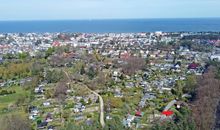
[96,71,110,86]
[121,57,145,76]
[45,47,55,58]
[0,62,31,80]
[45,69,64,83]
[24,76,40,90]
[62,121,102,130]
[87,66,97,80]
[109,97,123,108]
[18,52,29,60]
[54,81,68,125]
[49,55,65,67]
[31,62,44,76]
[183,75,197,94]
[104,116,124,130]
[54,82,68,103]
[172,80,184,98]
[80,65,85,75]
[190,66,220,130]
[0,114,31,130]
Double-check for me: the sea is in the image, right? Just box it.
[0,18,220,33]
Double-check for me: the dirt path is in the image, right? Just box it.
[63,70,105,127]
[86,87,105,128]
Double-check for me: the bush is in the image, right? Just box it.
[0,89,16,95]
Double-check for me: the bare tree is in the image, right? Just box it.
[54,81,68,103]
[191,66,220,130]
[54,81,68,126]
[121,57,145,75]
[0,114,31,130]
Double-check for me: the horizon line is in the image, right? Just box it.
[0,17,220,22]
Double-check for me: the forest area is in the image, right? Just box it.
[190,66,220,130]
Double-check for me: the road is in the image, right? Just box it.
[63,70,105,128]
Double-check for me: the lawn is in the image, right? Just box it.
[0,86,30,110]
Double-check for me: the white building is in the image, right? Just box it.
[210,54,220,61]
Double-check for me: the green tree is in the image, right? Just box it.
[87,66,96,80]
[3,53,16,59]
[80,65,85,75]
[104,116,124,130]
[18,52,29,60]
[45,47,55,58]
[172,80,184,98]
[31,62,44,76]
[45,69,64,83]
[183,75,197,94]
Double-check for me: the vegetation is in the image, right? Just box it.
[0,113,31,130]
[45,69,64,83]
[208,60,220,79]
[121,57,145,76]
[0,62,31,80]
[190,66,220,130]
[0,40,218,130]
[0,86,30,110]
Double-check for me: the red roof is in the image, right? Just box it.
[120,53,130,59]
[79,46,87,48]
[162,110,174,116]
[52,41,61,47]
[135,111,142,117]
[188,63,199,69]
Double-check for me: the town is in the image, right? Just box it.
[0,32,220,130]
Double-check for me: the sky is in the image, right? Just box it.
[0,0,220,20]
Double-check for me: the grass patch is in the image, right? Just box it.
[0,86,30,109]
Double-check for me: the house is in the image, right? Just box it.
[29,106,39,116]
[85,119,94,125]
[73,103,85,113]
[52,41,61,47]
[173,62,181,69]
[123,114,135,127]
[210,54,220,61]
[45,113,53,122]
[182,94,192,98]
[48,125,55,130]
[125,82,134,88]
[139,93,156,108]
[19,79,26,85]
[114,88,123,97]
[188,63,199,70]
[106,115,112,120]
[37,122,48,129]
[0,82,5,87]
[43,101,51,107]
[120,52,130,59]
[143,72,150,80]
[135,111,144,117]
[161,87,172,91]
[113,71,120,77]
[145,93,156,100]
[29,114,37,120]
[34,86,44,94]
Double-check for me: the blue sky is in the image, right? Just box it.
[0,0,220,20]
